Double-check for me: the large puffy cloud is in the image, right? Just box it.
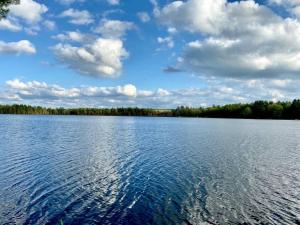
[157,0,280,37]
[52,19,134,77]
[157,0,227,35]
[9,0,48,24]
[0,40,36,54]
[2,78,300,108]
[52,38,128,77]
[157,0,300,79]
[1,0,48,33]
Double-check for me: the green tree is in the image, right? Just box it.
[0,0,19,19]
[267,103,283,119]
[290,100,300,119]
[240,106,252,118]
[252,101,269,118]
[1,99,300,120]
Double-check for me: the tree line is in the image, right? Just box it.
[1,100,300,119]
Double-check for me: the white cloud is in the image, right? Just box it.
[157,0,227,35]
[107,0,120,5]
[3,77,300,108]
[9,0,48,24]
[0,92,21,101]
[156,0,300,79]
[137,12,150,23]
[150,0,160,17]
[157,88,170,97]
[0,79,221,107]
[0,19,22,32]
[0,40,36,54]
[52,30,88,42]
[52,38,128,77]
[157,36,174,48]
[291,5,300,17]
[52,19,133,78]
[3,79,140,106]
[167,27,177,34]
[117,84,137,97]
[93,19,134,39]
[56,0,85,5]
[6,79,47,90]
[24,25,40,35]
[60,8,94,25]
[43,20,56,30]
[1,0,47,33]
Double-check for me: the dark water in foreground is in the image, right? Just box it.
[0,115,299,225]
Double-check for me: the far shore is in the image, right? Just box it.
[1,99,300,120]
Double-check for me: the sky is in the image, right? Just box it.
[1,0,300,108]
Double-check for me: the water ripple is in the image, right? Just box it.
[0,116,299,224]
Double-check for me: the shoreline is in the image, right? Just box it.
[0,113,299,121]
[1,100,300,120]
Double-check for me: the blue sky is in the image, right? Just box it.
[1,0,300,108]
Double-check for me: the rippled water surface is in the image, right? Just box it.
[0,115,300,225]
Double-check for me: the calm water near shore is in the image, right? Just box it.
[0,115,299,225]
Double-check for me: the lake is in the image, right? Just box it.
[0,115,299,225]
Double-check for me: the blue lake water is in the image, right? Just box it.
[0,115,299,225]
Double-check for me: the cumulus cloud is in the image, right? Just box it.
[167,27,177,34]
[137,12,150,23]
[6,79,47,90]
[93,19,135,39]
[1,0,48,33]
[52,38,128,77]
[0,79,208,107]
[0,19,22,32]
[156,0,300,79]
[2,78,300,108]
[0,40,36,54]
[2,79,145,107]
[60,8,94,25]
[52,30,88,42]
[9,0,48,24]
[157,0,227,35]
[52,19,133,78]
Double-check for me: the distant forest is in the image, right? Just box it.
[1,100,300,119]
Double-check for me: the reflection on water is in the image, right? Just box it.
[0,115,299,225]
